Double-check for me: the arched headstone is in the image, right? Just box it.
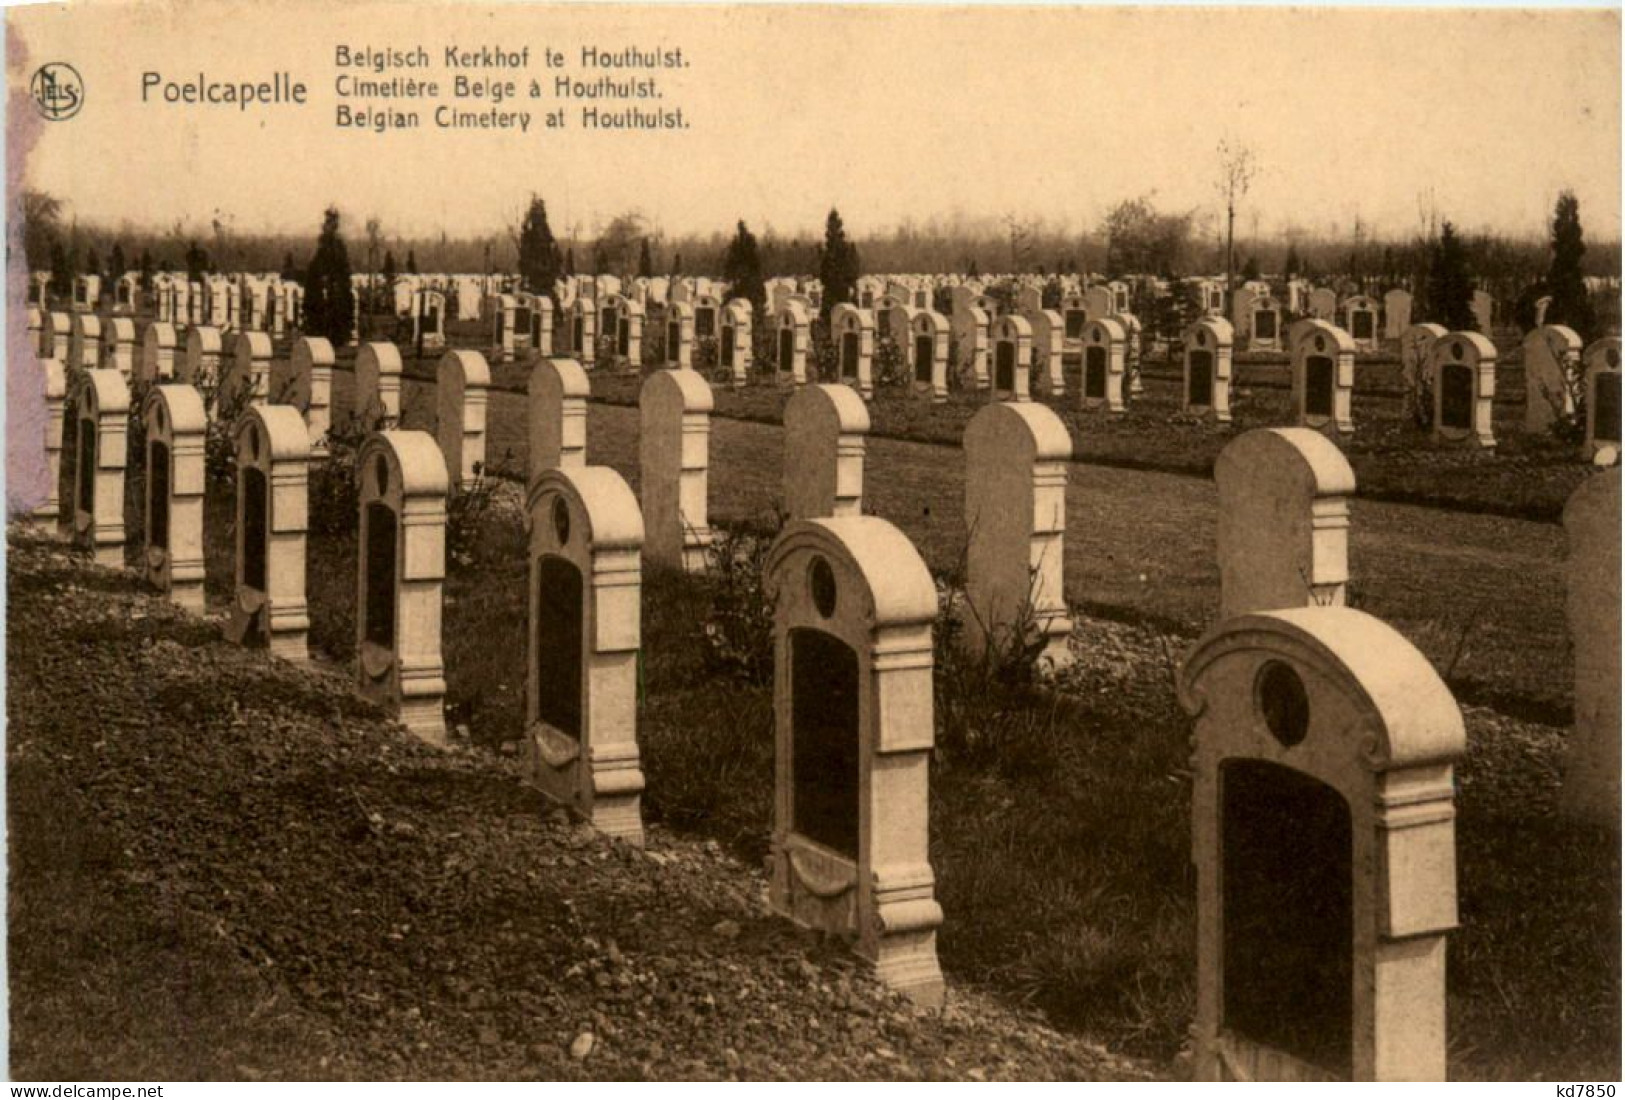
[989,314,1032,402]
[639,368,713,573]
[1582,337,1620,462]
[35,359,66,530]
[140,322,177,383]
[226,406,312,661]
[141,384,207,612]
[1429,331,1497,448]
[1183,317,1234,422]
[1080,317,1127,413]
[355,342,404,429]
[831,303,875,399]
[1290,321,1356,436]
[783,383,869,520]
[436,349,491,490]
[776,300,811,385]
[74,369,130,568]
[530,356,590,490]
[910,309,949,403]
[1522,324,1583,434]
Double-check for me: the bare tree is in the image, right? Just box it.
[1214,138,1257,299]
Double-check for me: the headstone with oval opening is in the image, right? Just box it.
[831,304,875,399]
[784,383,868,521]
[530,356,590,491]
[74,369,130,568]
[356,431,449,745]
[720,299,752,389]
[1060,294,1089,346]
[1522,324,1583,434]
[694,296,719,341]
[1215,428,1353,619]
[764,516,945,1007]
[1429,331,1496,448]
[275,337,335,453]
[1180,606,1463,1081]
[963,401,1072,669]
[73,274,99,313]
[1399,323,1446,400]
[1582,338,1620,462]
[1341,296,1379,352]
[1115,310,1145,395]
[436,349,490,491]
[639,368,713,573]
[140,322,177,383]
[1249,298,1282,352]
[1561,469,1621,824]
[910,309,949,403]
[616,298,643,363]
[142,385,207,612]
[102,317,136,376]
[989,315,1032,402]
[665,301,695,369]
[36,359,66,531]
[1291,321,1355,436]
[225,406,311,661]
[1183,317,1234,422]
[524,465,646,845]
[413,290,446,350]
[1080,317,1127,413]
[355,342,403,430]
[776,300,811,385]
[492,294,519,361]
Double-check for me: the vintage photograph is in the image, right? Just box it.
[4,1,1621,1083]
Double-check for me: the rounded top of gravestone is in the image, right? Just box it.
[1430,331,1497,367]
[1342,295,1378,311]
[786,383,871,437]
[1583,336,1621,372]
[145,322,177,347]
[235,404,311,464]
[357,430,449,499]
[1084,317,1127,344]
[1184,316,1234,347]
[830,302,872,332]
[439,349,491,388]
[527,464,644,552]
[186,326,222,355]
[1216,428,1357,499]
[1524,324,1583,354]
[991,314,1033,341]
[911,309,949,335]
[777,299,812,326]
[81,368,131,416]
[573,296,597,316]
[73,312,102,335]
[765,516,936,631]
[963,399,1072,463]
[357,342,403,375]
[144,383,207,437]
[41,358,65,399]
[640,365,713,413]
[668,300,695,319]
[534,356,590,397]
[51,311,71,331]
[1289,319,1355,356]
[1178,606,1465,772]
[1401,322,1449,342]
[293,336,335,367]
[234,331,273,360]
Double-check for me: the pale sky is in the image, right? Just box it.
[7,2,1621,245]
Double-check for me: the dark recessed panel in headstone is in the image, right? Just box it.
[1065,311,1086,340]
[534,554,584,739]
[1255,311,1278,340]
[148,441,171,550]
[1596,373,1620,443]
[779,329,795,373]
[1439,363,1473,430]
[696,308,715,339]
[77,422,96,514]
[915,335,934,382]
[1352,311,1373,340]
[573,317,585,352]
[619,320,631,356]
[1189,350,1213,406]
[1221,757,1353,1078]
[364,501,397,649]
[791,627,859,859]
[242,466,268,592]
[1305,355,1335,418]
[1085,345,1107,398]
[995,342,1015,391]
[841,332,859,380]
[516,306,532,335]
[668,321,681,358]
[721,328,735,368]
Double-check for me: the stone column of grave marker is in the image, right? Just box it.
[1179,607,1464,1081]
[74,369,131,568]
[573,298,597,368]
[355,342,404,429]
[1026,309,1065,396]
[224,331,273,411]
[1383,289,1412,340]
[965,306,990,390]
[1429,332,1496,449]
[1561,469,1621,825]
[180,326,224,411]
[763,516,946,1008]
[226,406,311,662]
[530,357,590,492]
[665,303,695,369]
[720,299,752,389]
[784,384,869,521]
[1182,318,1234,422]
[639,368,713,573]
[524,465,646,845]
[1215,428,1354,618]
[1291,321,1356,437]
[831,304,875,399]
[1080,318,1127,413]
[1119,311,1147,396]
[27,307,42,357]
[962,401,1073,669]
[140,323,177,383]
[356,431,449,745]
[49,311,71,363]
[70,312,102,375]
[910,310,949,404]
[1522,325,1583,435]
[141,385,207,612]
[1470,289,1493,334]
[1583,338,1622,462]
[35,359,66,532]
[436,349,491,491]
[618,299,644,365]
[277,337,336,453]
[989,315,1032,402]
[777,302,810,386]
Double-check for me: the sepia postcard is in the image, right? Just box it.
[3,0,1621,1086]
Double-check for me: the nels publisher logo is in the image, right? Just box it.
[30,62,84,121]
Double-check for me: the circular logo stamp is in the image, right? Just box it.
[30,63,84,121]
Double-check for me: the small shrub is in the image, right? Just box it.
[698,511,785,686]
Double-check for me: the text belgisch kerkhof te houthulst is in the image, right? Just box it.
[138,44,692,134]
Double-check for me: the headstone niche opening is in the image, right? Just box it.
[1085,345,1107,399]
[75,370,131,568]
[1188,349,1213,406]
[994,341,1015,392]
[524,465,646,844]
[354,431,449,745]
[148,441,171,552]
[1180,607,1465,1081]
[1438,361,1473,430]
[1596,372,1621,444]
[841,331,860,383]
[1350,309,1374,342]
[143,384,207,612]
[765,517,944,1007]
[781,328,798,375]
[226,406,311,660]
[1304,355,1334,418]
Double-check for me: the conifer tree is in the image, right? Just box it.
[721,220,766,314]
[1546,191,1595,339]
[816,208,860,319]
[517,196,562,303]
[1426,221,1476,332]
[303,206,356,346]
